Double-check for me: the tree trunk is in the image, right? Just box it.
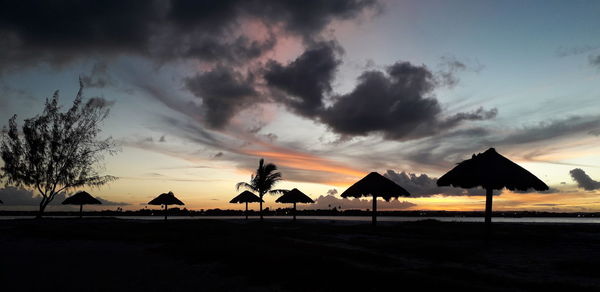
[485,187,493,226]
[37,196,49,219]
[245,202,248,220]
[293,202,297,222]
[259,196,264,221]
[79,204,83,219]
[372,196,377,226]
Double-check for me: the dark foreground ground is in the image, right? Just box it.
[1,218,600,291]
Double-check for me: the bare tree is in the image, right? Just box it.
[0,80,118,217]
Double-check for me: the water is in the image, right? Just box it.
[2,215,600,223]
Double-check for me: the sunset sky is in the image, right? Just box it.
[1,0,600,212]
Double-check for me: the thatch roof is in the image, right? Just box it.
[148,191,185,206]
[341,172,410,201]
[275,188,314,204]
[437,148,549,191]
[230,190,263,203]
[62,191,101,205]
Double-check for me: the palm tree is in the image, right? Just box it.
[236,158,283,221]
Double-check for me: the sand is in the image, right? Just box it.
[1,218,600,291]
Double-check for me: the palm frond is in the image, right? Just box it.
[236,182,255,191]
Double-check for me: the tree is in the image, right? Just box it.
[236,158,283,220]
[0,80,118,217]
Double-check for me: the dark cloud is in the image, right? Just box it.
[327,189,338,196]
[81,62,113,88]
[499,115,600,145]
[590,54,600,68]
[0,0,377,69]
[265,41,342,117]
[0,187,128,206]
[555,45,599,57]
[95,197,130,206]
[185,66,258,129]
[394,114,600,170]
[383,170,494,197]
[321,62,497,140]
[570,168,600,191]
[0,187,66,206]
[308,195,416,210]
[436,55,483,88]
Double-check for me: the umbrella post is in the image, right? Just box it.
[293,202,296,222]
[485,187,493,226]
[164,204,168,221]
[372,196,377,226]
[245,202,248,220]
[259,200,263,221]
[79,204,83,219]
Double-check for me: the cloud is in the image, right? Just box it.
[0,0,378,70]
[383,170,495,197]
[265,41,342,117]
[570,168,600,191]
[327,189,338,196]
[0,187,128,206]
[81,62,113,88]
[321,62,497,140]
[555,44,600,57]
[95,196,130,206]
[309,195,416,210]
[499,115,600,145]
[0,187,66,206]
[185,66,259,129]
[590,54,600,68]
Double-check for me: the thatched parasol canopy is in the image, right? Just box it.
[341,172,410,225]
[149,191,184,220]
[437,148,549,226]
[62,191,102,205]
[62,191,101,218]
[148,191,184,206]
[276,188,314,221]
[341,172,410,201]
[230,190,263,204]
[276,188,315,204]
[231,190,263,220]
[437,148,548,191]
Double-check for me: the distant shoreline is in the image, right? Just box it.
[1,209,599,218]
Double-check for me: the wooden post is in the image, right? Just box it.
[293,202,297,222]
[485,188,493,226]
[372,195,377,226]
[79,204,83,219]
[164,204,168,221]
[245,202,249,220]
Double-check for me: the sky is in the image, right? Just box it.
[1,0,600,212]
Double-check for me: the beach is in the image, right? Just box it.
[1,218,600,291]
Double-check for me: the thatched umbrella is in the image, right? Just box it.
[437,148,549,226]
[341,172,410,225]
[148,191,184,221]
[62,191,102,219]
[275,188,314,221]
[230,190,263,220]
